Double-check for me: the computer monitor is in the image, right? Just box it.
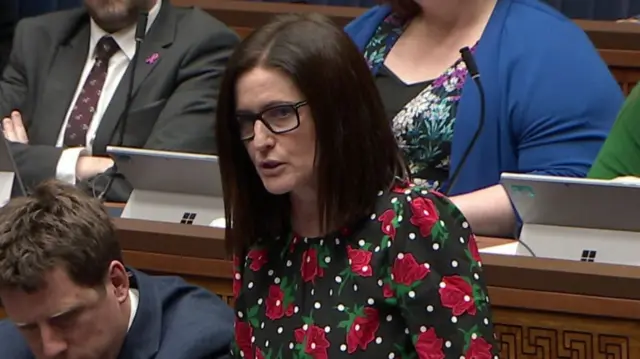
[107,146,224,226]
[501,172,640,266]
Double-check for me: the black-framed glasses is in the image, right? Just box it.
[236,101,308,141]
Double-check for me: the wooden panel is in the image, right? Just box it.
[494,309,636,359]
[112,219,640,359]
[3,218,640,359]
[172,0,640,95]
[138,259,640,359]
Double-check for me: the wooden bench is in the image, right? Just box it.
[173,0,640,94]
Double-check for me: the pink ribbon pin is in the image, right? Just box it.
[145,53,159,64]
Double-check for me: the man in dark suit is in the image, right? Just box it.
[0,0,18,69]
[0,180,234,359]
[0,0,238,202]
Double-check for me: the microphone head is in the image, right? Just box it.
[135,12,150,42]
[459,47,480,78]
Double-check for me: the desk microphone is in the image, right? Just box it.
[445,47,485,196]
[98,12,149,201]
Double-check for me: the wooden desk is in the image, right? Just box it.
[1,218,637,358]
[172,0,640,94]
[114,218,639,359]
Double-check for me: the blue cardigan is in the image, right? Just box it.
[345,0,624,195]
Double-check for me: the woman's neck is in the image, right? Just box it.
[290,189,322,238]
[413,0,497,44]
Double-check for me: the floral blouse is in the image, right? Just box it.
[365,13,475,191]
[231,182,498,359]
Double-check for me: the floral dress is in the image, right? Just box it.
[231,182,499,359]
[365,13,475,191]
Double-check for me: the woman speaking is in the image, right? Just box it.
[216,13,499,359]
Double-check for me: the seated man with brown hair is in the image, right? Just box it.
[0,180,234,359]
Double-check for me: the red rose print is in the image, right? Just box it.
[235,319,253,357]
[294,324,331,359]
[347,246,373,277]
[468,234,482,262]
[414,327,445,359]
[392,182,410,193]
[439,275,477,316]
[247,248,268,271]
[382,283,395,298]
[347,307,380,353]
[265,284,287,320]
[256,348,265,359]
[391,253,430,286]
[285,303,294,317]
[465,336,493,359]
[289,235,300,253]
[301,248,324,283]
[378,209,396,238]
[409,197,439,237]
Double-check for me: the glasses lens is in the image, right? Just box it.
[262,105,298,133]
[236,104,300,140]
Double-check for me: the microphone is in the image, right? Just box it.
[98,12,149,201]
[445,46,485,196]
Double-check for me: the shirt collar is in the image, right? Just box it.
[127,288,139,331]
[88,0,162,60]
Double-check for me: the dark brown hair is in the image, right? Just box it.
[0,180,122,292]
[216,13,407,255]
[384,0,420,19]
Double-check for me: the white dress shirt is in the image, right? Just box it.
[127,288,139,331]
[55,1,161,185]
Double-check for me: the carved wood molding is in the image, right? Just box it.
[495,324,630,359]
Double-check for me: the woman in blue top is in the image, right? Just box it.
[345,0,623,237]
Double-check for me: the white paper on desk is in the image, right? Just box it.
[479,242,518,255]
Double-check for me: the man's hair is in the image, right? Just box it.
[0,180,122,292]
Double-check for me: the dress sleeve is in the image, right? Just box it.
[384,189,499,359]
[588,83,640,179]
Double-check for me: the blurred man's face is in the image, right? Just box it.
[84,0,154,33]
[0,263,131,359]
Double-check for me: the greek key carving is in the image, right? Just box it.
[494,324,629,359]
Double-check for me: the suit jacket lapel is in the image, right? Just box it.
[30,21,89,145]
[93,0,176,154]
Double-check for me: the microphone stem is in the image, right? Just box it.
[446,76,486,196]
[98,13,148,201]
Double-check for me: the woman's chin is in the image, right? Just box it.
[261,178,294,196]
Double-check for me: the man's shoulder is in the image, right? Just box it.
[0,319,33,358]
[135,271,234,357]
[172,6,239,42]
[141,271,232,321]
[15,8,85,34]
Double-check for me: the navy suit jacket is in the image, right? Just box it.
[0,268,234,359]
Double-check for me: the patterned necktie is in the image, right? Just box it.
[63,36,120,147]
